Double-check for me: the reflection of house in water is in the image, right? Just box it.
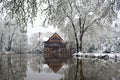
[44,33,72,58]
[44,57,65,73]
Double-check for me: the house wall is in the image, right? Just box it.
[44,33,72,58]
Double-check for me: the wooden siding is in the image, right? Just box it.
[44,33,72,58]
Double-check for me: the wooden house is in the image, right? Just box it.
[44,33,72,58]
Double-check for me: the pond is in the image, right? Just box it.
[0,53,120,80]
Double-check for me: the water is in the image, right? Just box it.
[0,53,120,80]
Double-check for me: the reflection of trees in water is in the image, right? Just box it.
[0,54,27,80]
[83,60,120,80]
[61,59,120,80]
[29,54,45,73]
[60,59,75,80]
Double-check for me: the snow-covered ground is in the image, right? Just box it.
[0,51,15,54]
[73,52,120,61]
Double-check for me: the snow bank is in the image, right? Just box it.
[73,52,120,61]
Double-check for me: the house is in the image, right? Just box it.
[44,33,72,58]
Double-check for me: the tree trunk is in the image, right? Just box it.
[7,40,12,51]
[79,17,83,52]
[71,21,81,80]
[75,17,85,80]
[71,18,85,80]
[71,23,79,52]
[79,35,83,52]
[0,33,3,51]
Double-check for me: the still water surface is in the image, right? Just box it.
[0,54,120,80]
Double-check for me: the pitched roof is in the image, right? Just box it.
[48,33,63,41]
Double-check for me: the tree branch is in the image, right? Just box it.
[82,0,115,34]
[68,0,73,16]
[79,17,82,34]
[83,19,97,34]
[73,0,81,16]
[82,14,87,32]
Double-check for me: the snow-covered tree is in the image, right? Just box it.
[0,12,28,53]
[40,0,117,53]
[98,11,120,53]
[29,32,44,53]
[12,32,28,53]
[0,0,38,28]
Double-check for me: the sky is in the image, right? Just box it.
[27,11,58,41]
[27,25,57,39]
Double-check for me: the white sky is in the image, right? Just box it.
[27,25,57,38]
[27,11,58,41]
